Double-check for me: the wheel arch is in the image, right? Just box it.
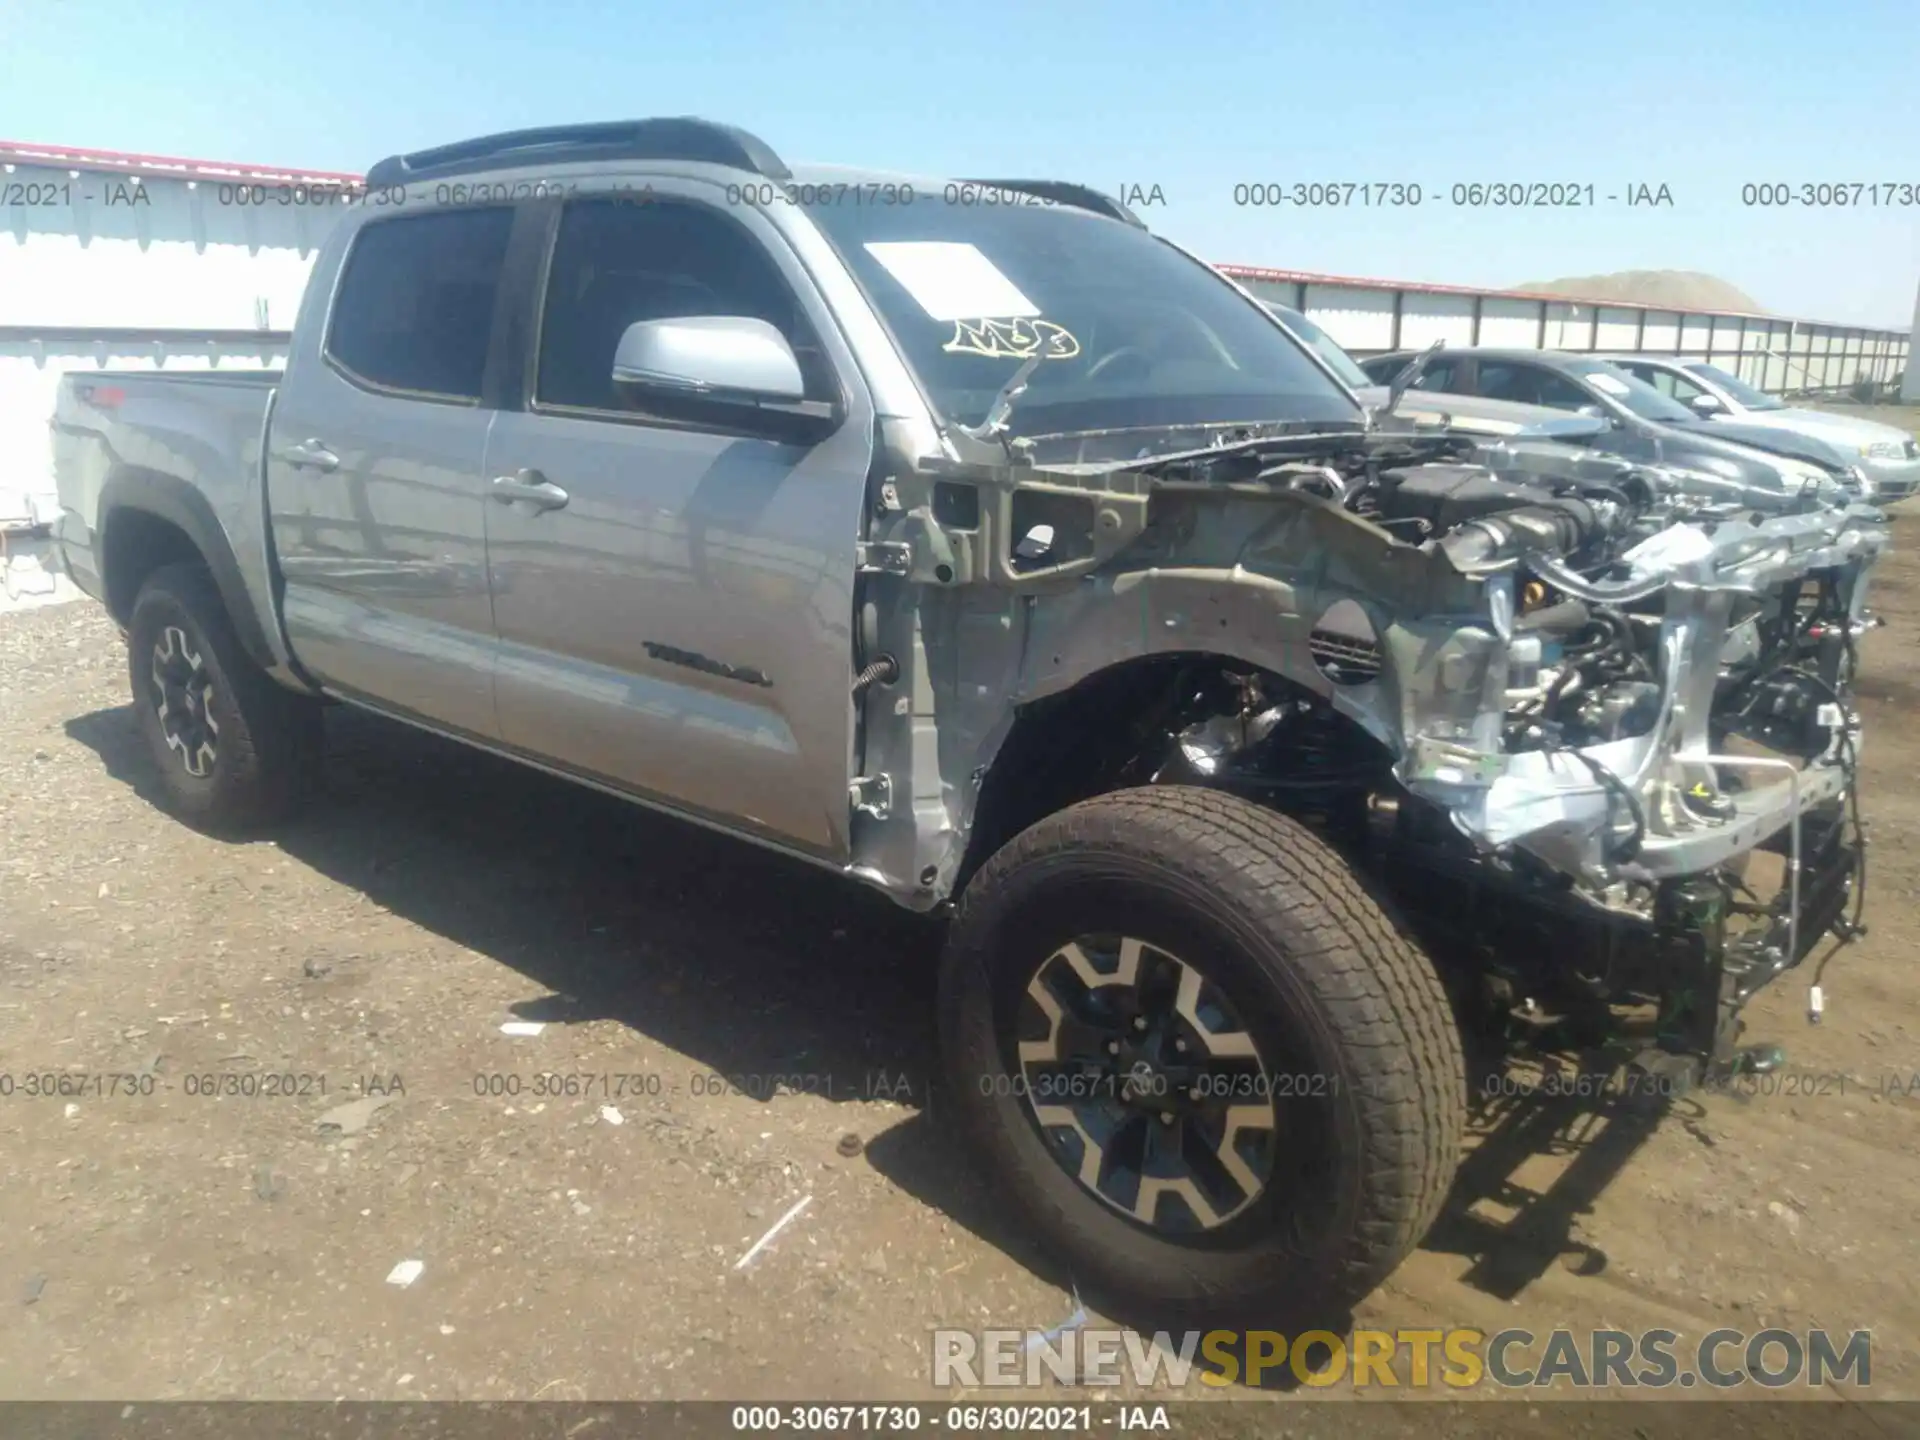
[954,648,1384,894]
[98,468,276,671]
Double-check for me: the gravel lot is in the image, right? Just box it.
[2,515,1918,1411]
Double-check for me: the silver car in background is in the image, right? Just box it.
[1606,354,1920,502]
[1262,302,1613,443]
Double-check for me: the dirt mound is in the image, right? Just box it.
[1515,269,1767,314]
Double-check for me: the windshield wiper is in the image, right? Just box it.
[1377,338,1446,421]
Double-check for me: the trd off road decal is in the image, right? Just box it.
[943,317,1081,360]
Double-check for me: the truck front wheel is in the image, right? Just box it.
[127,562,321,830]
[938,785,1464,1330]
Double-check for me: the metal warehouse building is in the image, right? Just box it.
[3,137,1912,536]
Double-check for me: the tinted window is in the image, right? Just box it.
[1615,361,1673,394]
[327,209,514,400]
[1265,305,1372,389]
[1664,369,1709,403]
[1688,363,1786,410]
[1575,362,1694,422]
[1475,362,1589,410]
[803,192,1358,454]
[1413,357,1465,393]
[1360,354,1461,391]
[536,198,821,414]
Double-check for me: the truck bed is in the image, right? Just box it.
[50,368,293,675]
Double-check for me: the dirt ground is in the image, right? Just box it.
[2,513,1918,1412]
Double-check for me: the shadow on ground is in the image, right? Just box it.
[69,702,945,1099]
[66,699,1685,1368]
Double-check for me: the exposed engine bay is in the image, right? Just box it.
[870,419,1889,1082]
[1131,429,1882,1077]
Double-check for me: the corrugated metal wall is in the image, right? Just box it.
[1904,280,1920,403]
[1228,269,1911,398]
[0,150,330,524]
[3,147,1912,526]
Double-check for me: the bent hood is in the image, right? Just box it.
[1666,416,1856,475]
[1711,406,1917,455]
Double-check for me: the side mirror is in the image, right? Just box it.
[611,316,839,439]
[614,315,805,401]
[1689,392,1725,416]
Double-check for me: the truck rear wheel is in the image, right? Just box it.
[127,562,321,830]
[938,785,1464,1329]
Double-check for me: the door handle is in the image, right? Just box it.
[489,469,570,512]
[277,438,340,472]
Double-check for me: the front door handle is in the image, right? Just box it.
[489,469,570,513]
[277,438,340,472]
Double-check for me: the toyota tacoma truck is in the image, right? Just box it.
[50,118,1885,1329]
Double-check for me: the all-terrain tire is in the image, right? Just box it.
[938,785,1464,1330]
[127,561,322,830]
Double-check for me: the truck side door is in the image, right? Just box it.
[481,188,875,861]
[266,205,516,740]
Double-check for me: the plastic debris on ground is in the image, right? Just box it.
[733,1195,813,1271]
[1026,1287,1088,1352]
[385,1259,424,1288]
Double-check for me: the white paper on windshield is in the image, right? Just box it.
[863,242,1040,321]
[1584,372,1632,395]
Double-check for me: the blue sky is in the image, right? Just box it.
[2,0,1916,326]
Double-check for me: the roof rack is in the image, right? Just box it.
[365,118,789,190]
[960,179,1145,228]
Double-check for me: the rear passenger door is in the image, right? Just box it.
[268,206,516,739]
[480,187,875,862]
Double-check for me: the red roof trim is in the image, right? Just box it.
[0,139,362,186]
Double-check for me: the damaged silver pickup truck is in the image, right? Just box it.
[50,119,1885,1328]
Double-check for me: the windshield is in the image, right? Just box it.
[1687,363,1787,411]
[1576,362,1696,423]
[802,190,1362,448]
[1266,304,1375,389]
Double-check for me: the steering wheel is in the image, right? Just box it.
[1085,345,1154,383]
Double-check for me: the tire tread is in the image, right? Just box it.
[942,784,1465,1320]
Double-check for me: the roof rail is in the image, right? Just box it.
[366,118,789,190]
[960,179,1145,228]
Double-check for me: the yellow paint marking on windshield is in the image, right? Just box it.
[943,317,1081,360]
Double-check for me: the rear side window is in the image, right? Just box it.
[326,208,515,401]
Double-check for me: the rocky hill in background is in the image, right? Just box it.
[1515,269,1767,314]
